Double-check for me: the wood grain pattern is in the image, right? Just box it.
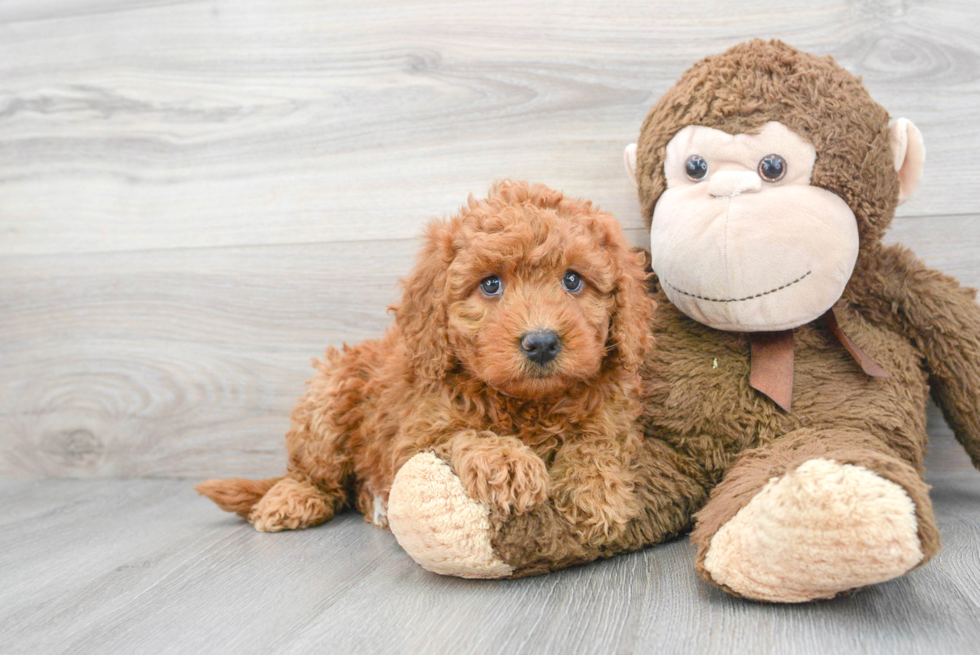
[1,4,979,479]
[1,0,979,255]
[2,215,977,478]
[2,2,980,651]
[1,435,978,655]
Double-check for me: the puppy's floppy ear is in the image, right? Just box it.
[395,219,457,381]
[600,220,654,374]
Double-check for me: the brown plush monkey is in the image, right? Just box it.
[387,40,980,603]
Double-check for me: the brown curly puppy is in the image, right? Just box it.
[196,181,653,542]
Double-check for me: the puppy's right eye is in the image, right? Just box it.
[561,270,583,293]
[480,275,502,297]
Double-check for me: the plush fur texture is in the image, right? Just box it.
[388,452,514,578]
[389,41,980,601]
[197,181,654,541]
[634,39,900,260]
[702,458,923,602]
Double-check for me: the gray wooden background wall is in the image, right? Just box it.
[2,0,978,480]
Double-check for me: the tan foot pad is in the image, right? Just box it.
[704,458,923,603]
[388,452,513,579]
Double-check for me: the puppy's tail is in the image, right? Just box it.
[195,476,283,518]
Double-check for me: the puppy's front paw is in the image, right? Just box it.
[451,434,549,515]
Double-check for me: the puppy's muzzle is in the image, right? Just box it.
[520,330,561,366]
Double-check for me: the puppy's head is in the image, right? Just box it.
[396,181,653,398]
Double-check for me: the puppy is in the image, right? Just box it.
[197,181,653,542]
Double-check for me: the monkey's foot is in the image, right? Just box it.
[388,452,513,579]
[703,458,923,603]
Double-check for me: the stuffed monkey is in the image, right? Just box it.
[387,40,980,602]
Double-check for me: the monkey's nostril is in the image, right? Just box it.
[520,330,562,366]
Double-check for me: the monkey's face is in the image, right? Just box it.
[648,121,859,332]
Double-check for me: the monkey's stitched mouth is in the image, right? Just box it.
[664,270,812,303]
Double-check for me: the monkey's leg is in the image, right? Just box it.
[387,437,708,578]
[691,427,939,603]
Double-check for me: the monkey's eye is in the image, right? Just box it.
[480,275,502,297]
[758,154,787,182]
[685,155,708,181]
[561,270,583,293]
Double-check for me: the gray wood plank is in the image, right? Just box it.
[3,0,980,479]
[2,214,978,478]
[2,2,979,653]
[0,238,413,478]
[1,0,978,257]
[1,434,978,655]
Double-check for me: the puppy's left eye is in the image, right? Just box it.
[480,275,502,297]
[561,270,583,293]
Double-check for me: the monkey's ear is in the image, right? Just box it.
[889,118,925,205]
[624,143,638,187]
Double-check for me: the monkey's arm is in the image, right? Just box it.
[387,429,710,578]
[487,435,710,577]
[868,244,980,469]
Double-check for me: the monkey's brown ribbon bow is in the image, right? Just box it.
[748,309,890,412]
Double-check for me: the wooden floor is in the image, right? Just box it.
[2,1,980,653]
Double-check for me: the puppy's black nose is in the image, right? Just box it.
[520,330,561,366]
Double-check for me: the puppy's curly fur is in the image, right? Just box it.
[197,181,653,542]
